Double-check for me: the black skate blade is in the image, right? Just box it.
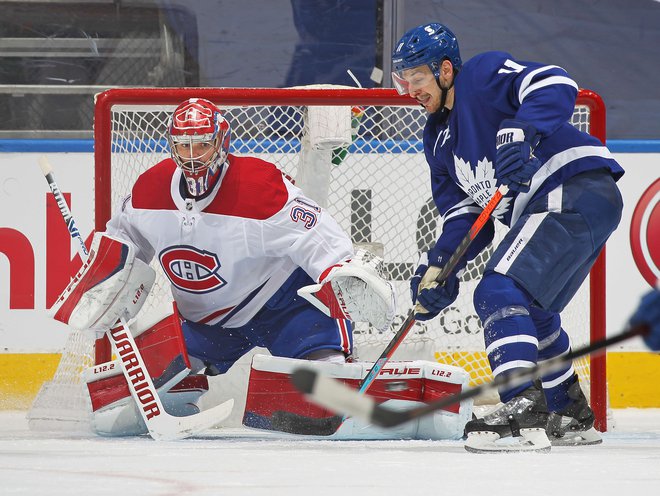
[271,411,343,436]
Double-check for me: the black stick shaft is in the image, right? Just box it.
[359,186,507,392]
[375,323,649,427]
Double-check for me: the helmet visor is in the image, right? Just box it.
[392,65,436,95]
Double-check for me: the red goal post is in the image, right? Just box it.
[91,87,608,431]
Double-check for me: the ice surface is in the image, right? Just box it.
[2,409,660,495]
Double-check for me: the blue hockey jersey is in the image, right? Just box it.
[424,51,624,266]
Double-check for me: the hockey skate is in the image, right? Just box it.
[464,383,551,453]
[546,380,602,446]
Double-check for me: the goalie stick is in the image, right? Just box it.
[271,185,509,435]
[290,323,649,429]
[38,156,233,441]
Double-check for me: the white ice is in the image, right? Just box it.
[2,409,660,496]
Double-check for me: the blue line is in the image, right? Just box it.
[2,138,659,153]
[606,140,660,153]
[0,140,94,152]
[0,138,425,154]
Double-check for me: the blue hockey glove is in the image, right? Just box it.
[629,288,660,351]
[410,262,425,304]
[411,263,460,321]
[495,119,541,193]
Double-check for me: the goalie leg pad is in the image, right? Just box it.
[243,355,472,440]
[91,374,209,437]
[84,310,205,436]
[50,232,155,331]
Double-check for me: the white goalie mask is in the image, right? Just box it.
[167,98,231,197]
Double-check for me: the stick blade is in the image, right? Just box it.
[290,368,318,394]
[148,398,234,441]
[291,367,377,424]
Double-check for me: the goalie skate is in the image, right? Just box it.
[464,384,551,453]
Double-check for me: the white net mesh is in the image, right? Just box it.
[29,88,602,429]
[27,330,97,432]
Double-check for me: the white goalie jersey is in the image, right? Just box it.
[106,154,354,327]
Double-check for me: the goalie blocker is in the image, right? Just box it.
[50,233,155,331]
[242,355,473,440]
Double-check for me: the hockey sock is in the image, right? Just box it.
[529,306,575,411]
[474,273,538,403]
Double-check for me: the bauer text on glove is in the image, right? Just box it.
[494,119,541,193]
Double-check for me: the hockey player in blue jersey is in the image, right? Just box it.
[393,23,624,452]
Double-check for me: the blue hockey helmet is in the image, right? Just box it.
[391,23,462,95]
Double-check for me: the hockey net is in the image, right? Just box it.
[28,86,609,431]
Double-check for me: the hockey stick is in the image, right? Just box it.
[291,323,649,428]
[38,156,233,441]
[271,185,508,435]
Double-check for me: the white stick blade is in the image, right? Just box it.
[148,398,234,441]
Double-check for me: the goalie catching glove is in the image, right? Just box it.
[50,233,155,331]
[298,249,396,331]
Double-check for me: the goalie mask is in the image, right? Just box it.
[391,23,462,96]
[168,98,231,197]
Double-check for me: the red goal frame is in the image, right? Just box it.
[93,87,609,431]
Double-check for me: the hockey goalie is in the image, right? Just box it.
[49,234,472,440]
[44,97,473,439]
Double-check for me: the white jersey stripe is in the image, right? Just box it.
[546,184,563,213]
[519,75,578,103]
[511,145,615,224]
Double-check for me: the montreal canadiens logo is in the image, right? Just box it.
[630,178,660,287]
[159,246,226,293]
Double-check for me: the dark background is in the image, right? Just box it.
[1,0,658,139]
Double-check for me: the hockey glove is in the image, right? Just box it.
[629,288,660,351]
[298,250,396,331]
[411,263,460,321]
[495,119,541,193]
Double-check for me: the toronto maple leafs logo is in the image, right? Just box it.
[453,155,511,220]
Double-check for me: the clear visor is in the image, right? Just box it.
[392,65,436,95]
